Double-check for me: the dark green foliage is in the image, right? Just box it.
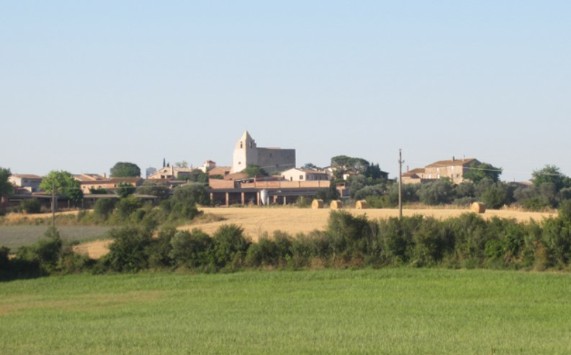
[187,170,209,183]
[243,165,268,177]
[315,182,339,202]
[412,217,454,267]
[532,165,568,191]
[331,155,370,178]
[418,179,454,205]
[114,195,143,221]
[93,198,117,221]
[463,161,502,183]
[161,184,207,221]
[476,179,512,209]
[137,182,172,200]
[327,211,378,264]
[116,183,136,198]
[19,199,41,214]
[103,226,153,272]
[541,217,571,268]
[379,216,422,264]
[169,229,213,270]
[211,224,250,271]
[245,231,293,268]
[110,162,141,177]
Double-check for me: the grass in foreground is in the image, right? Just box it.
[1,269,570,354]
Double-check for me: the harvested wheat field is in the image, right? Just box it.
[181,206,555,242]
[72,240,113,259]
[74,206,555,258]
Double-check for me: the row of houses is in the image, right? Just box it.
[402,158,479,185]
[7,132,488,207]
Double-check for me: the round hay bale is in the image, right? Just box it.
[311,199,324,209]
[355,200,368,209]
[471,202,486,214]
[330,200,343,210]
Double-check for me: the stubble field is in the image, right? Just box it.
[181,206,555,241]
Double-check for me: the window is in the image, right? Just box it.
[299,175,304,180]
[240,142,243,149]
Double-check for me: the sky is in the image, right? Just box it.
[1,1,570,181]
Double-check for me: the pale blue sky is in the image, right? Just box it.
[1,1,570,181]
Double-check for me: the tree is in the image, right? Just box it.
[417,179,454,205]
[187,170,209,183]
[532,165,568,191]
[40,171,83,205]
[175,161,189,168]
[0,167,13,214]
[244,165,268,178]
[302,163,319,170]
[331,155,370,178]
[110,162,141,177]
[463,161,502,183]
[137,181,172,200]
[116,182,136,198]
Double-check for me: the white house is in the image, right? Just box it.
[281,168,329,182]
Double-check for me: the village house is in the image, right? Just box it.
[9,174,43,193]
[402,158,480,184]
[75,176,143,194]
[281,168,329,182]
[147,166,195,180]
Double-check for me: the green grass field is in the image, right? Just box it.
[0,226,111,250]
[1,269,571,354]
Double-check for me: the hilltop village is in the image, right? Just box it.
[3,130,567,212]
[6,132,472,205]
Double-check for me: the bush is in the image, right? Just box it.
[245,231,292,268]
[211,224,250,271]
[94,198,117,221]
[169,229,213,270]
[412,217,454,267]
[19,199,41,214]
[326,210,378,264]
[103,226,153,272]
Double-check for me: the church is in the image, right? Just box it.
[231,131,296,174]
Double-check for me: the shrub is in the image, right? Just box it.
[412,217,453,267]
[113,196,143,222]
[19,199,41,214]
[211,224,250,271]
[446,213,488,267]
[103,226,153,272]
[169,229,213,270]
[245,231,292,268]
[94,198,117,221]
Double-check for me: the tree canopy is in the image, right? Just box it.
[331,155,370,177]
[244,165,268,178]
[39,171,83,202]
[0,167,13,198]
[110,162,141,178]
[463,161,502,183]
[532,165,569,191]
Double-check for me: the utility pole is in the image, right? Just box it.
[398,149,404,220]
[51,181,57,228]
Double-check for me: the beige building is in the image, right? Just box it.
[232,131,296,174]
[281,168,329,182]
[9,174,43,193]
[148,166,195,180]
[403,158,480,184]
